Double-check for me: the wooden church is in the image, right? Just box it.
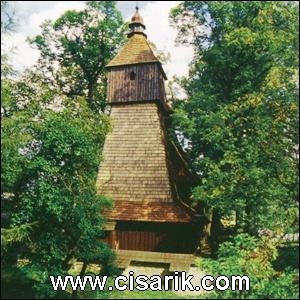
[96,7,204,267]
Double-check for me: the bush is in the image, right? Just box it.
[199,234,299,299]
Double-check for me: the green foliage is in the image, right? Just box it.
[1,266,36,299]
[1,222,36,268]
[29,1,126,113]
[1,88,115,293]
[199,234,299,299]
[170,1,299,235]
[1,3,122,297]
[1,222,36,251]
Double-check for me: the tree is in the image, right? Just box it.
[29,1,126,113]
[1,1,16,34]
[1,66,114,288]
[200,234,299,299]
[2,78,115,297]
[170,1,299,242]
[1,1,125,297]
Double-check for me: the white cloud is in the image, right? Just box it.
[3,1,85,72]
[138,1,193,78]
[3,1,193,80]
[2,33,39,72]
[28,1,85,33]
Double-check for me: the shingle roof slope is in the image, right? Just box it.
[106,34,159,67]
[105,201,191,223]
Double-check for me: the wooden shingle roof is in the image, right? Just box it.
[96,103,173,203]
[96,102,197,223]
[105,201,191,223]
[106,34,159,67]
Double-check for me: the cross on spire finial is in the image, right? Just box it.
[136,1,139,11]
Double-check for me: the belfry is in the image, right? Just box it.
[96,6,202,269]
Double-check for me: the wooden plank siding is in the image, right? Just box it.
[105,221,199,254]
[107,63,165,103]
[116,230,164,252]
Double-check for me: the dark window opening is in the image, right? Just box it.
[130,71,136,80]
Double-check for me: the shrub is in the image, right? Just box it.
[199,234,299,299]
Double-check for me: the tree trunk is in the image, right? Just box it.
[244,203,254,234]
[201,208,222,255]
[200,209,213,255]
[210,209,222,254]
[72,261,88,299]
[87,81,95,111]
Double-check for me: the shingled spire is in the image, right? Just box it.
[96,7,198,253]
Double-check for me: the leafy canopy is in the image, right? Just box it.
[170,1,299,234]
[29,1,126,113]
[1,1,126,297]
[199,234,299,299]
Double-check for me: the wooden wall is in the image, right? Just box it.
[107,63,166,103]
[105,221,198,254]
[116,230,164,252]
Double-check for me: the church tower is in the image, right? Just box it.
[96,7,200,266]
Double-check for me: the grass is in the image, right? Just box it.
[78,287,191,299]
[1,266,195,299]
[2,244,298,299]
[74,270,194,299]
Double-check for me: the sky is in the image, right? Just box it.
[3,1,194,79]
